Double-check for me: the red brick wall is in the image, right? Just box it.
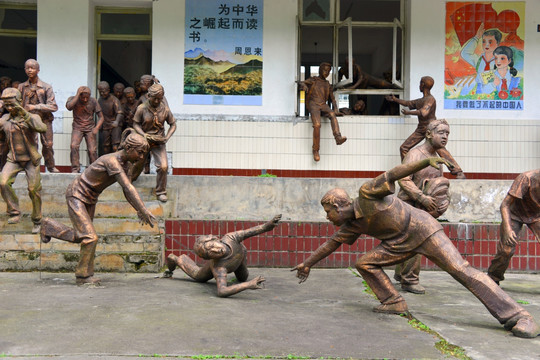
[165,220,540,271]
[169,167,520,180]
[49,165,520,180]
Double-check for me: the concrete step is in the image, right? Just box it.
[0,174,166,272]
[0,217,164,273]
[0,237,162,273]
[5,173,166,219]
[8,199,164,219]
[0,216,161,235]
[21,199,164,219]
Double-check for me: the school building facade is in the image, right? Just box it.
[0,0,538,179]
[2,0,540,273]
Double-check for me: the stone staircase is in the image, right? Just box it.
[0,173,167,273]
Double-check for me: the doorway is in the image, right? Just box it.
[95,7,152,155]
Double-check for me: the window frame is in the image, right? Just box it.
[95,7,152,41]
[297,0,404,112]
[0,3,37,38]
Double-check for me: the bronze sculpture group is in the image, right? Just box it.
[0,58,538,339]
[63,77,174,202]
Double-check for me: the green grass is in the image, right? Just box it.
[347,267,376,298]
[136,354,315,359]
[407,318,471,360]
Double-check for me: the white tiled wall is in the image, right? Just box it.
[53,112,91,168]
[52,114,540,174]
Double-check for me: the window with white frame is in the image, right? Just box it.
[297,0,403,116]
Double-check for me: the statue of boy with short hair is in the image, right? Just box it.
[113,83,126,105]
[19,59,59,173]
[386,76,465,179]
[97,81,123,154]
[66,86,105,173]
[0,88,47,233]
[122,87,138,129]
[488,169,540,285]
[297,62,346,162]
[293,158,539,338]
[394,119,452,294]
[133,83,176,202]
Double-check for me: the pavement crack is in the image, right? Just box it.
[406,316,472,360]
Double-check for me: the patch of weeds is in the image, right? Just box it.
[407,317,471,360]
[408,318,437,334]
[435,340,470,359]
[362,280,376,297]
[62,253,79,262]
[139,355,337,360]
[137,354,172,358]
[258,173,277,178]
[517,300,530,304]
[25,252,39,261]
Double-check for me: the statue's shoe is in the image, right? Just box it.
[510,316,540,338]
[373,301,409,315]
[402,283,426,294]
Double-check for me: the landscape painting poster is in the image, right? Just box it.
[184,0,263,106]
[444,2,524,110]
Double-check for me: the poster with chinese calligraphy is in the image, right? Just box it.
[184,0,263,106]
[444,2,524,110]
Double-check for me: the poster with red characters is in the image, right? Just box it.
[444,2,524,110]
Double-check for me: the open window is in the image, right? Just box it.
[0,3,37,87]
[297,0,404,116]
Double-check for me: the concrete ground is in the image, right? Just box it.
[0,269,539,360]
